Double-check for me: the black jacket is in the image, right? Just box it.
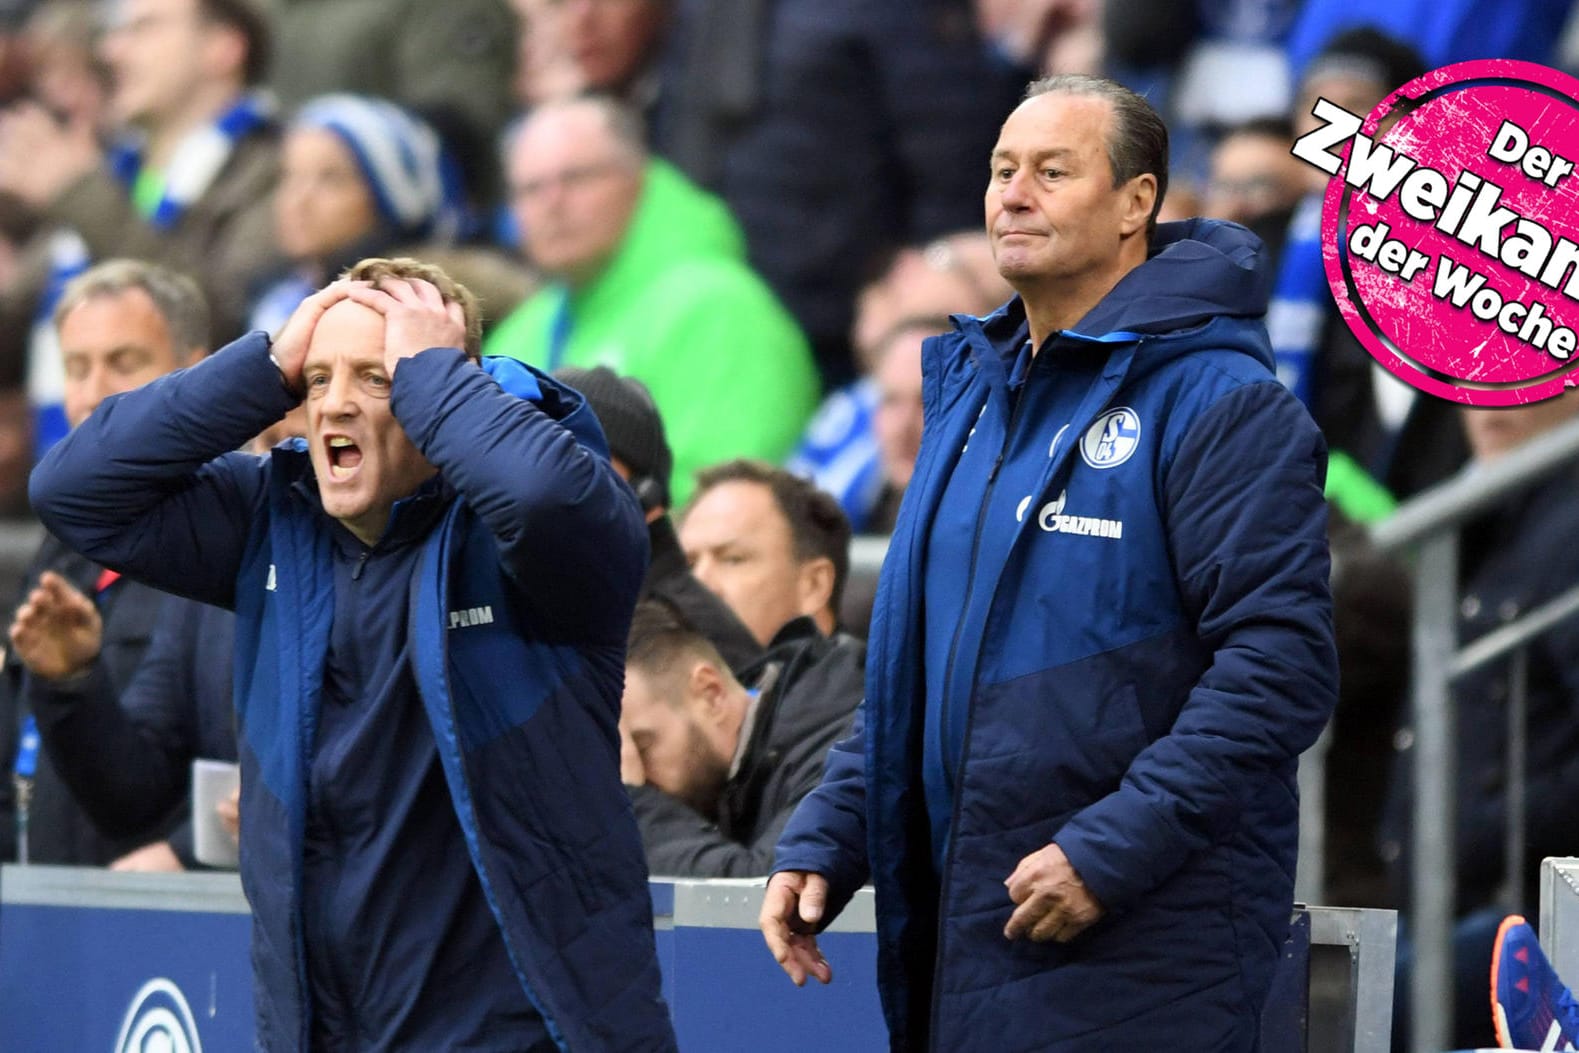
[632,617,863,876]
[0,535,176,864]
[641,515,762,674]
[29,594,237,868]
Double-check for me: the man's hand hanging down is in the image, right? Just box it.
[760,870,835,987]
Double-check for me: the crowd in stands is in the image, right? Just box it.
[0,1,1576,1047]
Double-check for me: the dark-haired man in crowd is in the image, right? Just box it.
[620,600,859,877]
[679,459,850,648]
[29,256,675,1050]
[762,75,1336,1049]
[555,364,760,674]
[1,258,208,868]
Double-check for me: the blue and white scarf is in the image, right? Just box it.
[29,93,274,459]
[787,378,885,532]
[106,92,274,231]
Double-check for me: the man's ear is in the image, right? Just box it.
[182,343,210,367]
[200,22,249,85]
[795,556,836,620]
[1118,173,1158,238]
[687,660,729,725]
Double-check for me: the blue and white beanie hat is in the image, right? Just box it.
[291,93,465,242]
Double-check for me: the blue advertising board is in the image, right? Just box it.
[0,867,1388,1050]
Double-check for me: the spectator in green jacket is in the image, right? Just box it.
[486,95,818,507]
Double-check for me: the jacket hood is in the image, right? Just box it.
[970,217,1276,374]
[482,354,612,461]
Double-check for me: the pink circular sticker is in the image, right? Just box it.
[1315,59,1579,405]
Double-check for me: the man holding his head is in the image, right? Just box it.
[31,257,676,1050]
[762,76,1337,1048]
[1,258,208,869]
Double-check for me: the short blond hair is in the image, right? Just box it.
[341,256,483,359]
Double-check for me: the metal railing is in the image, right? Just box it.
[1363,413,1579,1053]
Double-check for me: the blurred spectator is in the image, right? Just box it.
[1286,0,1572,74]
[0,258,207,867]
[1201,116,1306,229]
[1104,0,1299,178]
[250,94,460,334]
[0,0,37,107]
[25,591,237,871]
[551,0,668,100]
[510,0,585,107]
[0,0,280,455]
[792,233,1009,535]
[653,0,1020,386]
[868,319,931,532]
[975,0,1103,77]
[21,0,109,133]
[250,94,531,338]
[1271,27,1466,505]
[487,96,818,507]
[268,0,519,203]
[851,233,1011,372]
[1383,392,1579,1051]
[554,363,762,674]
[15,380,304,874]
[619,599,860,876]
[679,459,849,647]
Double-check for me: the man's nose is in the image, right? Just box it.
[78,365,115,420]
[999,169,1033,210]
[689,554,717,590]
[320,369,359,416]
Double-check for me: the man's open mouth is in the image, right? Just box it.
[327,436,363,481]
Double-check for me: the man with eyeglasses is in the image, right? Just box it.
[485,95,819,508]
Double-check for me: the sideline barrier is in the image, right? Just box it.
[0,866,1395,1051]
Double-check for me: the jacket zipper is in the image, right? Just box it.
[920,334,1141,1049]
[937,381,1027,792]
[927,378,1030,1049]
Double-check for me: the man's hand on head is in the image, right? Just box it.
[271,280,357,397]
[1003,841,1104,943]
[0,102,100,209]
[345,278,468,378]
[7,571,102,681]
